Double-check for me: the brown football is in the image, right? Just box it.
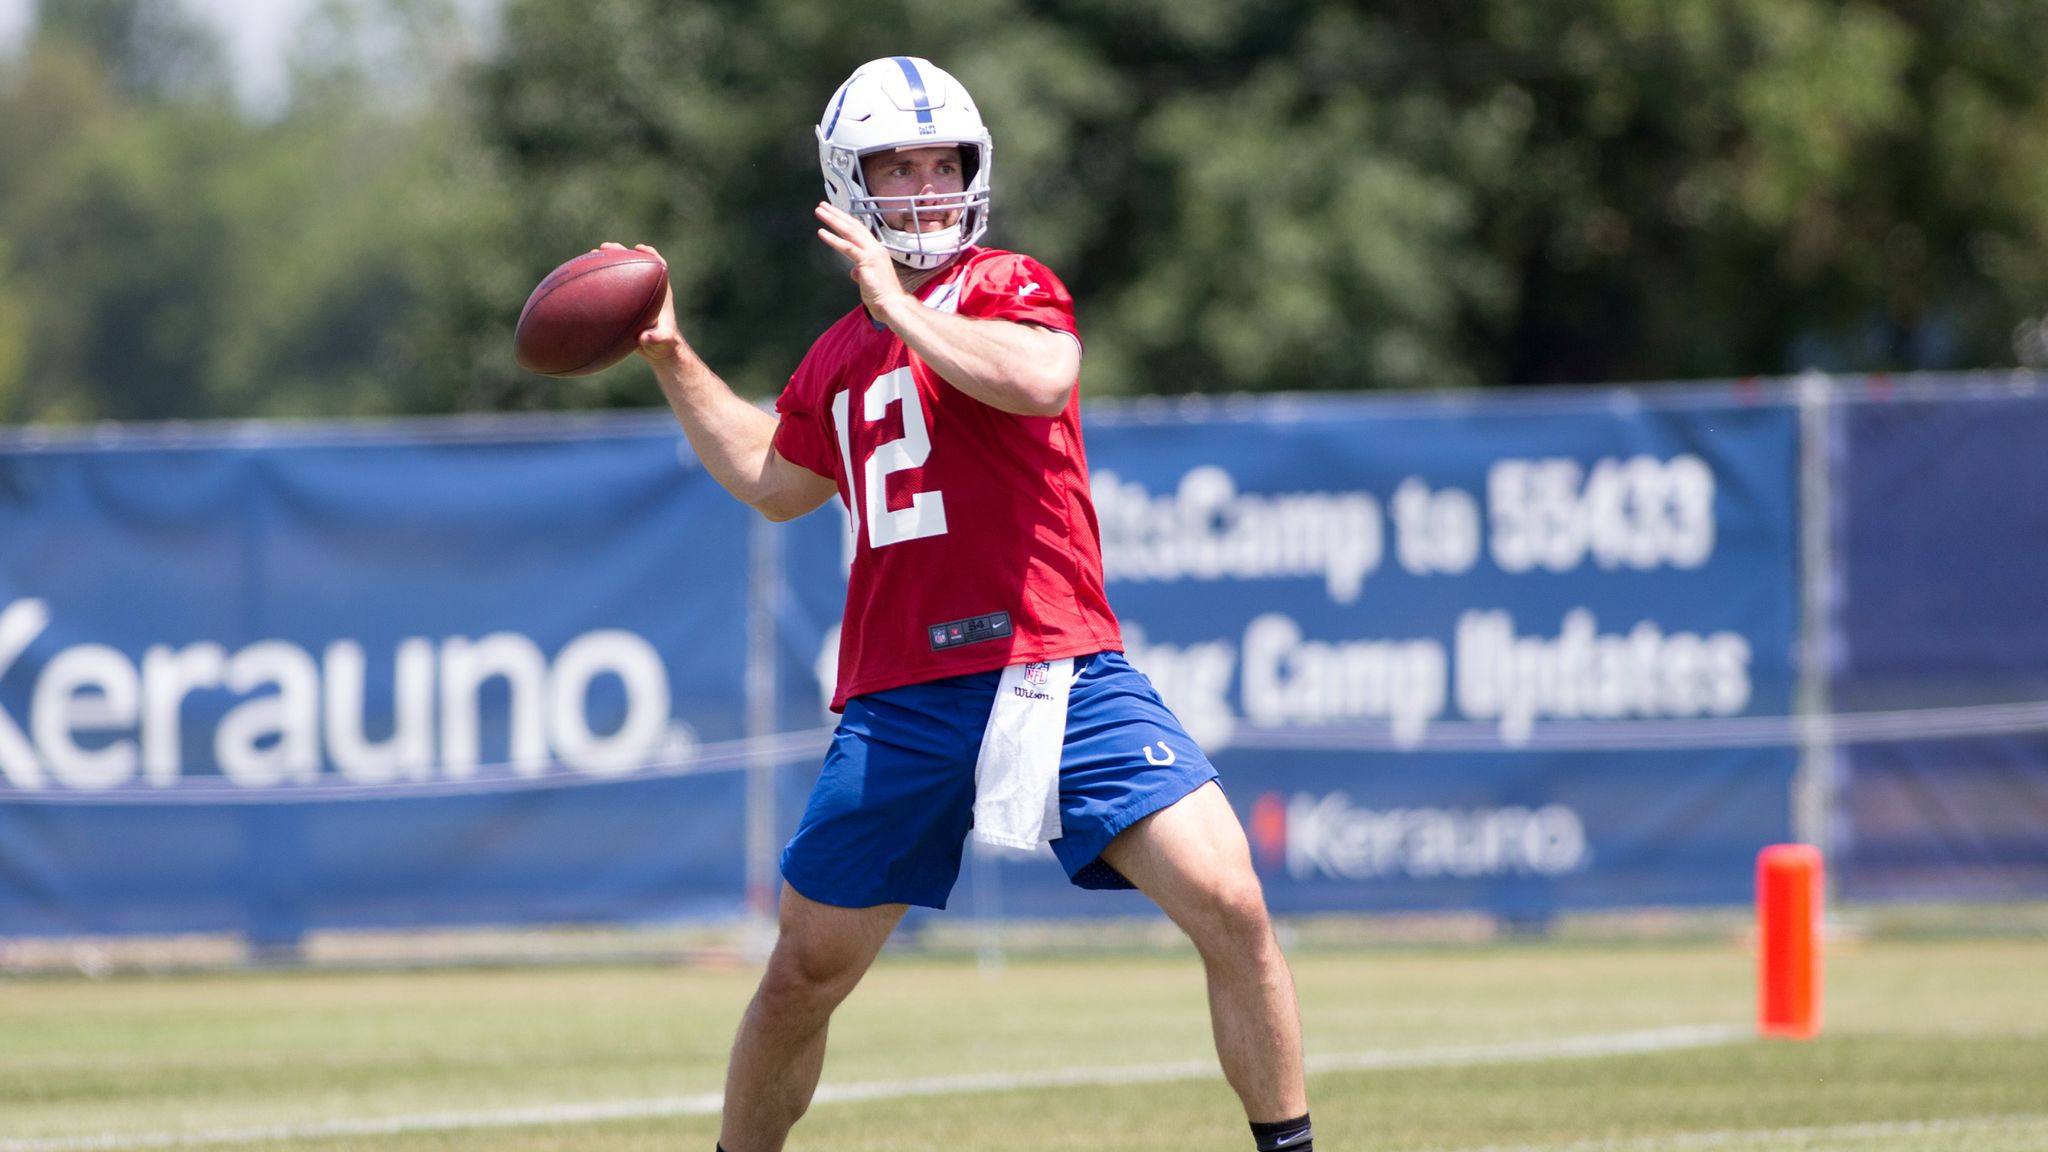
[513,248,669,377]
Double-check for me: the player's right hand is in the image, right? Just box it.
[602,241,685,363]
[815,202,911,316]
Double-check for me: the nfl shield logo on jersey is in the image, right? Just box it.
[1024,661,1050,686]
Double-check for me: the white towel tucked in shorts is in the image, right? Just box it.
[971,658,1073,849]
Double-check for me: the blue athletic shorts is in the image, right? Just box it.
[780,650,1219,909]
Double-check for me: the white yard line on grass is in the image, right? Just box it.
[1439,1112,2048,1152]
[1,1025,1741,1151]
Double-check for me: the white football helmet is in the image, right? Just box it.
[816,57,993,270]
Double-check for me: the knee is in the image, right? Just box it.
[757,941,863,1017]
[1182,870,1279,958]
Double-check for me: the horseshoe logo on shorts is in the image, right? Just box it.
[1143,741,1176,767]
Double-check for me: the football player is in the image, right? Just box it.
[622,56,1313,1152]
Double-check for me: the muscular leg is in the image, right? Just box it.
[1101,781,1308,1122]
[719,884,906,1152]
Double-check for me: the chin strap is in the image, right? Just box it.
[876,223,967,270]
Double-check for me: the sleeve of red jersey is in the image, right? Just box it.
[770,357,836,479]
[956,253,1081,346]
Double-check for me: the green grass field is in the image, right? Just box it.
[2,933,2045,1151]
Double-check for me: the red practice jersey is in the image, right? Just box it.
[773,247,1123,709]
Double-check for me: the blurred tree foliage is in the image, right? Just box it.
[4,0,2048,420]
[0,0,487,420]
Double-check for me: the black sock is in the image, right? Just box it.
[1250,1112,1313,1151]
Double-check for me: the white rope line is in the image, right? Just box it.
[9,693,2048,806]
[0,728,837,806]
[1225,697,2048,754]
[0,1025,1743,1151]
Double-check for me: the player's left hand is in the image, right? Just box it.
[815,202,909,314]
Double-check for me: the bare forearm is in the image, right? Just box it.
[876,300,1077,416]
[651,351,788,511]
[604,239,829,521]
[809,201,1076,415]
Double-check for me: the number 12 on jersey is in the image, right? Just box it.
[831,366,949,549]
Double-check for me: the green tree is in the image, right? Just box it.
[1462,0,1919,383]
[0,238,27,413]
[206,0,495,417]
[0,22,240,421]
[0,0,494,422]
[1028,0,1522,394]
[1874,0,2048,372]
[12,0,2048,423]
[439,0,2048,401]
[35,0,231,104]
[437,0,1519,402]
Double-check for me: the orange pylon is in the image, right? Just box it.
[1757,843,1823,1039]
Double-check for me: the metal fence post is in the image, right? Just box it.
[1793,370,1838,857]
[745,514,781,955]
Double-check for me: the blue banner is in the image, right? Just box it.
[0,418,759,938]
[2,388,1806,939]
[780,390,1803,919]
[1833,382,2048,899]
